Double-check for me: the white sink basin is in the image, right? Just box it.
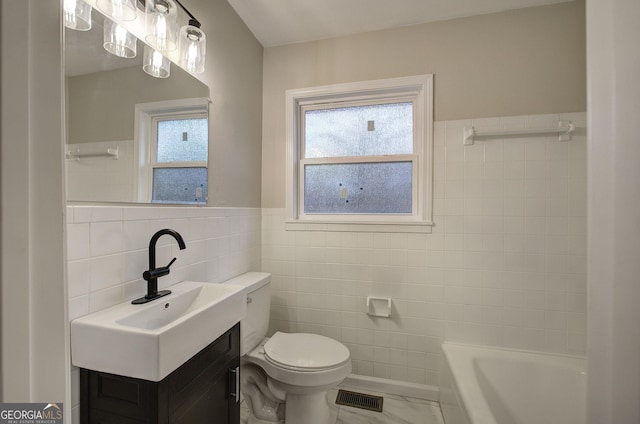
[71,281,246,381]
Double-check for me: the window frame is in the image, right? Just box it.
[134,97,209,203]
[285,75,434,232]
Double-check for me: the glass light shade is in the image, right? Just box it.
[145,0,178,51]
[96,0,137,21]
[64,0,92,31]
[103,19,137,58]
[143,46,171,78]
[178,25,206,74]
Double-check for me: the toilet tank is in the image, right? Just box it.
[223,272,271,355]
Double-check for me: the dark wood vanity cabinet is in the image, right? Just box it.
[80,323,240,424]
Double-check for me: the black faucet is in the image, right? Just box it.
[132,229,186,304]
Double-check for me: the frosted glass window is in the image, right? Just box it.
[152,167,207,204]
[304,102,413,158]
[304,162,412,214]
[157,118,208,163]
[288,75,434,226]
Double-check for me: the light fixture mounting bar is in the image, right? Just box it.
[136,0,201,28]
[174,0,200,28]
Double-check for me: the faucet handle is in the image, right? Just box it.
[143,257,178,281]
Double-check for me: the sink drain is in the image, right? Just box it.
[335,389,383,412]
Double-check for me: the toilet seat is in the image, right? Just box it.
[264,332,350,372]
[243,332,352,388]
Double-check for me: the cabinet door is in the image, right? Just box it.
[169,370,233,424]
[81,368,161,423]
[165,323,240,423]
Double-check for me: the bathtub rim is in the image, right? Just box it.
[441,342,587,424]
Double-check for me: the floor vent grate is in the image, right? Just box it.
[335,389,384,412]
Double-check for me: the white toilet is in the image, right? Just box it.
[225,272,351,424]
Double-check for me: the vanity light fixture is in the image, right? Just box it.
[175,0,206,73]
[142,0,206,73]
[103,19,137,58]
[145,0,178,51]
[99,0,206,76]
[96,0,137,21]
[64,0,92,31]
[142,45,171,78]
[178,21,206,74]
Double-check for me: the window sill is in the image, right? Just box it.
[284,220,433,233]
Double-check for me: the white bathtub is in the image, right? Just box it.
[439,343,586,424]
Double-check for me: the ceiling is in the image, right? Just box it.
[227,0,573,47]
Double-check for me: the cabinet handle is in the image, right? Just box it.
[229,367,240,403]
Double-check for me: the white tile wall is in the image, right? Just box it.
[66,205,261,422]
[262,112,587,389]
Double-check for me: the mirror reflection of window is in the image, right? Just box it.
[151,116,208,204]
[134,98,209,204]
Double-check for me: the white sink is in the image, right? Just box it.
[71,281,246,381]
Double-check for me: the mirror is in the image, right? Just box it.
[64,9,210,204]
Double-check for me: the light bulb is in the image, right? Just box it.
[154,14,167,50]
[143,45,171,78]
[186,43,198,69]
[103,18,136,58]
[64,0,78,28]
[152,50,164,69]
[115,25,128,45]
[64,0,77,14]
[96,0,136,21]
[64,0,92,31]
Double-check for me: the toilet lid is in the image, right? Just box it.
[264,332,350,371]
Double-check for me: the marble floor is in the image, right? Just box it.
[240,385,445,424]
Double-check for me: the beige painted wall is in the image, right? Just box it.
[2,0,68,404]
[189,0,264,207]
[262,1,586,208]
[67,66,208,144]
[586,0,640,421]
